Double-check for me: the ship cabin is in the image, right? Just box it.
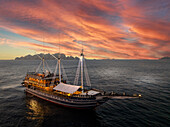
[24,72,66,91]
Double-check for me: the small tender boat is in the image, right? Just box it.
[22,51,141,109]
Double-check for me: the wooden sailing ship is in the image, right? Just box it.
[22,51,141,109]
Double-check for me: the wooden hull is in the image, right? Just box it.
[25,88,98,109]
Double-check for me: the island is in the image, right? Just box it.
[15,53,79,60]
[159,57,170,60]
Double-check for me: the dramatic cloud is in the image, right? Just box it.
[0,0,169,59]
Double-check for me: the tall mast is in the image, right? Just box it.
[42,56,45,73]
[58,55,61,83]
[74,42,91,90]
[42,31,45,73]
[80,49,84,92]
[58,31,61,83]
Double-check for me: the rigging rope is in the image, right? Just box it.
[84,59,91,87]
[35,61,42,73]
[45,60,52,72]
[74,60,81,85]
[52,61,58,84]
[61,62,69,83]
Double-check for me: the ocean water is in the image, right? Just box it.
[0,60,169,127]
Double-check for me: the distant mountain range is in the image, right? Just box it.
[15,54,170,60]
[15,53,79,60]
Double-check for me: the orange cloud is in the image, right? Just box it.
[0,0,169,59]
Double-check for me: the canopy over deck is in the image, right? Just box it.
[53,83,80,94]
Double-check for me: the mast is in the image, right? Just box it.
[58,31,61,83]
[42,56,45,73]
[74,44,91,91]
[51,31,63,84]
[80,49,84,92]
[42,31,45,73]
[58,54,61,83]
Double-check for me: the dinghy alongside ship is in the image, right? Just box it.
[22,51,141,109]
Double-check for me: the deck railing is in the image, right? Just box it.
[27,88,95,103]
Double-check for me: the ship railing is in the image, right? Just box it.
[28,88,95,102]
[29,88,67,101]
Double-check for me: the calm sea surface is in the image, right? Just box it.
[0,60,169,127]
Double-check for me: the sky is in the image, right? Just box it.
[0,0,169,60]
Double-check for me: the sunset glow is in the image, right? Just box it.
[0,0,169,59]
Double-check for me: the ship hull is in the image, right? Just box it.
[25,88,98,109]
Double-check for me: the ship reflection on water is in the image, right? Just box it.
[26,97,47,120]
[25,93,99,127]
